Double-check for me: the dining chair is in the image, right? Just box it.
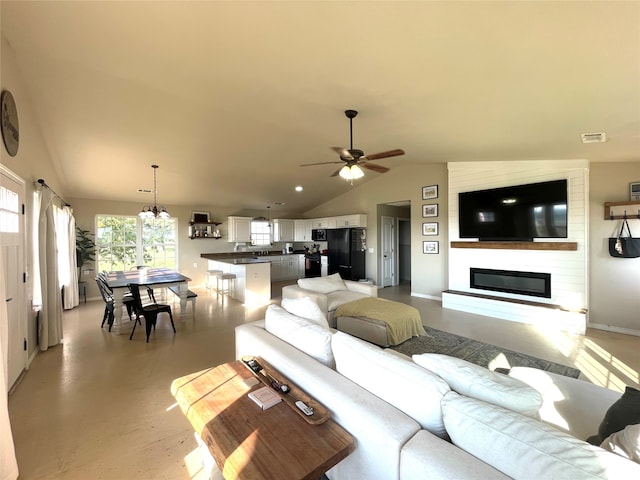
[95,277,137,331]
[127,283,175,342]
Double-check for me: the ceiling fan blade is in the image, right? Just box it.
[362,163,390,174]
[330,167,343,177]
[300,160,344,167]
[363,149,405,161]
[331,146,353,160]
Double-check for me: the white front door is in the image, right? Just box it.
[0,166,26,389]
[381,216,395,287]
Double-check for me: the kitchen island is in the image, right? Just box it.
[200,254,272,306]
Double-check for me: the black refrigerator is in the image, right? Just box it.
[327,228,366,281]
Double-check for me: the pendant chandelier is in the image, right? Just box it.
[139,164,170,219]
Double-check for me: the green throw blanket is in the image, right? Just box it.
[335,298,427,345]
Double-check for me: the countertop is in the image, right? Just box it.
[201,251,306,265]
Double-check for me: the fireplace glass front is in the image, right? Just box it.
[470,268,551,298]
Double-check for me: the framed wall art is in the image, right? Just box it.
[423,241,439,254]
[422,204,438,217]
[422,222,438,236]
[422,184,438,200]
[191,211,210,223]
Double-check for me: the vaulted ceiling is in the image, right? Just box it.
[2,1,639,216]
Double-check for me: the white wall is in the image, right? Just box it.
[447,160,589,315]
[1,36,65,357]
[589,162,640,334]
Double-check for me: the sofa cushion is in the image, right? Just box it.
[297,273,346,294]
[332,331,450,437]
[413,353,542,417]
[587,386,640,445]
[600,423,640,464]
[441,392,640,479]
[327,290,369,311]
[280,297,329,329]
[264,305,334,368]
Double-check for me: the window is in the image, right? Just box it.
[250,220,271,246]
[0,185,19,233]
[96,215,177,272]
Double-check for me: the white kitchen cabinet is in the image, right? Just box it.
[294,219,312,242]
[227,216,252,243]
[270,254,303,281]
[321,255,328,277]
[311,217,337,229]
[273,219,295,242]
[335,214,367,228]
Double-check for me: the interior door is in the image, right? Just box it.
[381,216,395,287]
[0,167,26,389]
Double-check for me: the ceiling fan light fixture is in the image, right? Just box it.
[351,164,364,179]
[339,165,354,180]
[139,164,170,219]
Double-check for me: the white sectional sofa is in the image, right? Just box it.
[281,273,377,327]
[233,302,640,480]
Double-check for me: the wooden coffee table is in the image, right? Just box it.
[171,361,354,480]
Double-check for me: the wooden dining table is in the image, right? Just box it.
[105,268,192,335]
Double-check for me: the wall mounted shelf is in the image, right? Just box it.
[604,201,640,220]
[450,241,578,251]
[189,221,222,239]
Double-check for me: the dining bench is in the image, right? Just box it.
[168,286,197,317]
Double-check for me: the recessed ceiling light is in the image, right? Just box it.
[295,186,303,192]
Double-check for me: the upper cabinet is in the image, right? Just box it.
[335,214,367,228]
[310,217,337,229]
[294,219,312,242]
[227,216,252,242]
[273,219,295,242]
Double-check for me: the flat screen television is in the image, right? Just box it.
[458,179,568,241]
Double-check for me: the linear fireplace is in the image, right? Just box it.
[470,268,551,298]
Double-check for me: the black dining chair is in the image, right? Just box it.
[127,283,175,342]
[95,277,137,331]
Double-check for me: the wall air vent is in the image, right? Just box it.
[581,132,607,143]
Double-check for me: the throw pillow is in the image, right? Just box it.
[297,273,347,294]
[441,392,640,479]
[280,297,329,329]
[264,304,334,368]
[587,386,640,445]
[332,331,450,437]
[413,353,542,417]
[600,423,640,464]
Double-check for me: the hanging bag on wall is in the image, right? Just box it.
[609,217,640,258]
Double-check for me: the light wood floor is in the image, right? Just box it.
[8,282,640,480]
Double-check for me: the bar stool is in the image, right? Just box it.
[206,269,223,295]
[216,272,236,303]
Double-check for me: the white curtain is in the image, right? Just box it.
[34,188,63,351]
[0,249,19,480]
[55,206,78,310]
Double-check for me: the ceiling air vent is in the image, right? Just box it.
[581,132,607,144]
[137,188,152,193]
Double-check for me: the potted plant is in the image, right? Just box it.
[76,227,96,279]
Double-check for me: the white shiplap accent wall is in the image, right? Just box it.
[446,161,589,332]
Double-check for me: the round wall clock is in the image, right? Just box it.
[1,90,19,156]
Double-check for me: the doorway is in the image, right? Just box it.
[1,165,27,389]
[378,202,411,288]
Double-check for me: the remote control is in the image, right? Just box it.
[295,400,314,416]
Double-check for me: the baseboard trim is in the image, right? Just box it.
[588,323,640,337]
[411,292,442,301]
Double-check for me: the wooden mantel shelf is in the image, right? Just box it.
[451,241,578,251]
